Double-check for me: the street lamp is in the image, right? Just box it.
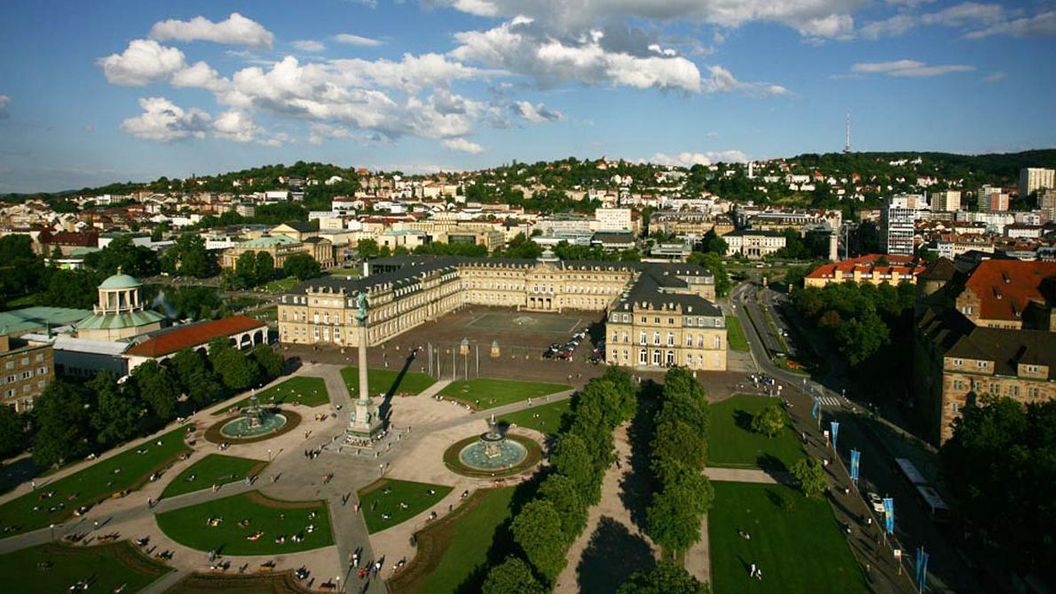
[268,449,273,462]
[49,523,55,541]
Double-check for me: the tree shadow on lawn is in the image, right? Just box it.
[453,473,545,594]
[620,381,660,531]
[757,453,788,473]
[577,516,656,594]
[734,409,754,432]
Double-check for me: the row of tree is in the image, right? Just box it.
[482,367,637,593]
[790,281,916,366]
[942,396,1056,580]
[16,341,284,467]
[225,250,323,290]
[645,367,714,558]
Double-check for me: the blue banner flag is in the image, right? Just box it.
[850,449,860,482]
[830,421,840,450]
[812,396,820,419]
[884,497,895,534]
[916,548,929,593]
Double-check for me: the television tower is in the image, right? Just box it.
[844,112,852,154]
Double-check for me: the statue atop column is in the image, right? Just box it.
[348,290,383,438]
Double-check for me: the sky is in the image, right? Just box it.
[0,0,1054,193]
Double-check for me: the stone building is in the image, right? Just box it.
[277,255,724,371]
[75,272,164,342]
[804,254,926,288]
[0,334,53,412]
[914,258,1056,443]
[724,229,787,259]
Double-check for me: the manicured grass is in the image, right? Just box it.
[0,541,171,594]
[160,454,266,499]
[357,479,452,534]
[498,399,571,436]
[438,378,571,410]
[391,487,515,594]
[219,377,330,414]
[709,482,869,594]
[263,277,300,294]
[726,315,750,352]
[0,426,191,536]
[246,305,277,322]
[155,491,332,555]
[709,395,803,472]
[340,367,436,397]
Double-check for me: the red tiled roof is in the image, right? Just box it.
[805,254,924,280]
[39,230,99,247]
[125,316,266,358]
[965,260,1056,322]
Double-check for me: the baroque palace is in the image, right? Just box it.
[277,254,727,371]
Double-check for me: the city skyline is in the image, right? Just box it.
[1,0,1054,193]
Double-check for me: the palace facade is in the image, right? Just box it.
[277,255,727,371]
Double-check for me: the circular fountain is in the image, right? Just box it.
[219,396,288,439]
[460,419,527,470]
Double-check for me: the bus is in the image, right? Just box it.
[895,458,951,522]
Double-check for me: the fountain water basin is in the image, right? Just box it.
[457,414,528,471]
[220,396,288,439]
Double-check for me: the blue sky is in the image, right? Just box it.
[0,0,1054,192]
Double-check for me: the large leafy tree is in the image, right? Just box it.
[254,251,275,284]
[169,348,224,409]
[251,344,284,380]
[162,234,217,278]
[210,342,260,392]
[550,432,601,505]
[511,500,567,583]
[90,372,141,446]
[282,252,322,281]
[482,556,546,594]
[537,473,587,543]
[32,381,94,468]
[618,561,711,594]
[751,404,786,438]
[0,404,27,458]
[790,458,828,498]
[85,235,160,277]
[131,360,180,423]
[40,269,104,309]
[0,235,47,305]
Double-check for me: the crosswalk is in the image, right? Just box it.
[817,395,843,408]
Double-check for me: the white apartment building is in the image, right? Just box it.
[881,194,924,256]
[593,208,633,232]
[724,230,786,259]
[930,190,961,212]
[1020,168,1056,198]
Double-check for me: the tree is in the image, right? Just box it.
[500,233,542,259]
[511,499,567,583]
[651,418,708,480]
[751,404,786,438]
[255,251,275,284]
[169,348,224,408]
[646,484,706,553]
[356,238,380,259]
[482,556,546,594]
[550,432,601,505]
[791,458,828,498]
[166,285,222,320]
[689,252,731,297]
[132,360,180,423]
[618,560,711,594]
[40,269,103,309]
[0,404,27,458]
[538,473,587,542]
[86,235,160,277]
[283,252,322,281]
[210,343,260,392]
[234,251,259,288]
[251,343,284,380]
[32,381,94,468]
[91,373,142,446]
[575,379,634,430]
[163,234,217,278]
[0,234,47,304]
[701,229,728,256]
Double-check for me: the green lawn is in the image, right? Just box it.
[263,277,300,294]
[219,376,330,414]
[709,482,869,594]
[709,395,804,472]
[0,426,191,536]
[340,367,436,397]
[246,305,277,322]
[160,454,266,499]
[499,399,571,436]
[726,315,750,352]
[438,378,571,410]
[358,479,452,534]
[420,487,515,594]
[155,491,332,555]
[0,541,171,594]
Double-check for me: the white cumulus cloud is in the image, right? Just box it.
[98,39,187,86]
[648,151,750,167]
[293,40,326,52]
[512,101,562,123]
[0,95,9,120]
[121,97,211,141]
[442,138,486,153]
[149,13,274,49]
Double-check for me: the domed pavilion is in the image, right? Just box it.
[75,271,164,342]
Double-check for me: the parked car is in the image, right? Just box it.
[867,492,885,514]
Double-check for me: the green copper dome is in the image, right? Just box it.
[99,273,142,290]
